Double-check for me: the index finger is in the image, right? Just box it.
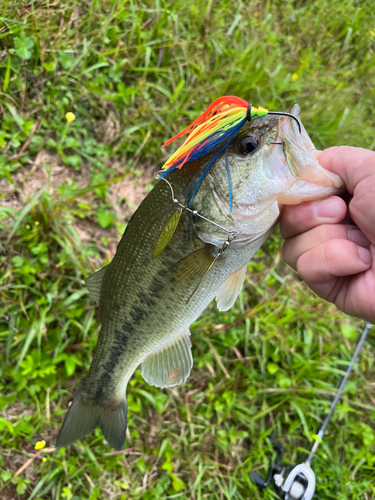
[318,146,375,195]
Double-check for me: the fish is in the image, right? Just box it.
[56,103,343,450]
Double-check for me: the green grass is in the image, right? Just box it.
[0,1,375,499]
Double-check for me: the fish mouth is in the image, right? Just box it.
[274,104,344,204]
[281,104,319,161]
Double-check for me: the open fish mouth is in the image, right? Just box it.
[274,104,344,203]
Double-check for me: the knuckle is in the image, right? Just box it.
[298,201,315,221]
[322,239,346,263]
[350,176,375,220]
[315,223,348,243]
[349,197,362,222]
[280,206,298,232]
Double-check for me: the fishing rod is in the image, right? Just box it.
[252,322,373,500]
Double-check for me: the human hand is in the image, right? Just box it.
[280,146,375,323]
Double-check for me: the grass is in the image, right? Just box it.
[0,0,375,499]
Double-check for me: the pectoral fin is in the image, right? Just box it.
[85,265,109,303]
[141,330,193,388]
[215,264,247,311]
[173,248,215,283]
[173,248,218,302]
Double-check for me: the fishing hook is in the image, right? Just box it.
[247,103,302,134]
[267,111,302,134]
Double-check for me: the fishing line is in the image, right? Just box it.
[252,321,373,500]
[305,321,372,466]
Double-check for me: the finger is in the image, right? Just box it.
[348,180,375,245]
[319,147,375,246]
[280,196,347,240]
[296,239,372,283]
[282,224,371,270]
[318,146,375,195]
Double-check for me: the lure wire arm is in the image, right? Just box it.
[156,172,238,241]
[156,172,239,256]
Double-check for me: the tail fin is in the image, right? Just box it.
[56,385,128,450]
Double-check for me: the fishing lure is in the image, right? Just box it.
[160,95,301,210]
[152,95,302,285]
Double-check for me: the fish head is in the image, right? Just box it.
[191,104,344,245]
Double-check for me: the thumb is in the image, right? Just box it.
[318,146,375,195]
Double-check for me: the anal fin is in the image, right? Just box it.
[215,264,247,311]
[141,330,193,388]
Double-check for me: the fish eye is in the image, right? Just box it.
[238,135,260,155]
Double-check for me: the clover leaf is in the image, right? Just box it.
[14,35,34,60]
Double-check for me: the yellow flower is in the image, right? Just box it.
[42,457,47,462]
[291,73,298,82]
[371,31,375,37]
[34,440,46,450]
[65,112,76,123]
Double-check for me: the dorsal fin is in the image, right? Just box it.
[141,330,193,388]
[215,264,247,311]
[85,265,108,303]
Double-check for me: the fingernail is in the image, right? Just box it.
[315,198,340,218]
[348,228,370,248]
[358,246,372,265]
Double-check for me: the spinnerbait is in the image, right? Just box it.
[160,96,302,208]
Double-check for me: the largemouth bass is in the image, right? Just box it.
[57,103,343,450]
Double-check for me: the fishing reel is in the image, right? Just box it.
[252,438,315,500]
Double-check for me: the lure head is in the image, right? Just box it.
[189,104,344,246]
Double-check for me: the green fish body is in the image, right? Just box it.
[57,106,343,449]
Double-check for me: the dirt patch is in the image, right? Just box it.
[1,149,154,215]
[1,150,156,259]
[0,484,20,500]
